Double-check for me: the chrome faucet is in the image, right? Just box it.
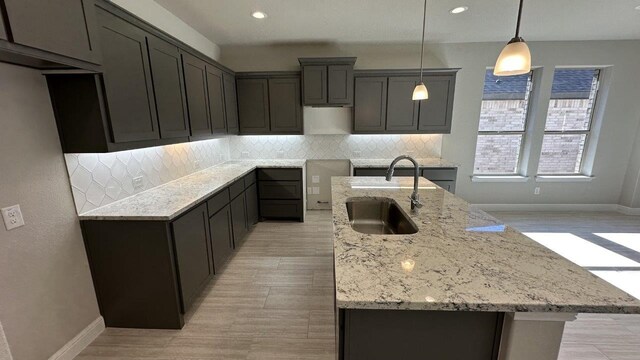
[385,155,423,210]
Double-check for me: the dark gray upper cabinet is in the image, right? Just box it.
[147,35,190,139]
[302,65,327,105]
[0,13,6,40]
[353,70,458,134]
[96,8,159,143]
[171,204,213,313]
[208,204,233,273]
[353,77,387,133]
[299,57,356,106]
[386,76,420,131]
[2,0,100,64]
[223,73,240,135]
[181,52,211,137]
[237,78,271,134]
[269,78,302,133]
[328,65,354,105]
[417,75,455,133]
[205,65,227,134]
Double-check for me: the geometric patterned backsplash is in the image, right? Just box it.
[64,134,442,214]
[229,134,442,160]
[64,138,230,214]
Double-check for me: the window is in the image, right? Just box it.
[473,69,534,174]
[538,69,600,174]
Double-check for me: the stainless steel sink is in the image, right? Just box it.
[346,198,418,235]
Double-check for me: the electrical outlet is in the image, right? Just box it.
[277,150,285,159]
[241,151,249,159]
[2,204,25,231]
[312,187,320,195]
[133,176,145,191]
[534,187,541,195]
[312,175,320,183]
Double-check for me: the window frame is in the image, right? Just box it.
[473,70,535,176]
[538,69,601,175]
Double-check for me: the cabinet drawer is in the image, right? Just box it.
[258,168,302,181]
[207,189,230,216]
[259,181,302,200]
[421,168,457,181]
[354,168,416,177]
[260,200,303,219]
[229,179,245,199]
[244,171,257,188]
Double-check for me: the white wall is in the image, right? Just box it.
[620,117,640,208]
[221,40,640,206]
[0,63,100,360]
[110,0,221,60]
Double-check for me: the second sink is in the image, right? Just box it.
[346,198,418,235]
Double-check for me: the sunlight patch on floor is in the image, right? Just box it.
[591,271,640,300]
[595,233,640,253]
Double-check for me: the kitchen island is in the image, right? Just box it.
[332,176,640,360]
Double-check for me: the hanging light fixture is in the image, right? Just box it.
[494,0,531,76]
[412,0,429,100]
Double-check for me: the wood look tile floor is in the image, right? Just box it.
[78,210,640,360]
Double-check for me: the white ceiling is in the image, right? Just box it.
[154,0,640,46]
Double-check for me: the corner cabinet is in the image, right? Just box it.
[299,57,356,107]
[353,70,458,134]
[236,72,303,135]
[45,1,238,152]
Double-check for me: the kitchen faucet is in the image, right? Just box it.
[385,155,423,210]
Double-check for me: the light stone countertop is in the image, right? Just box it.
[331,176,640,313]
[78,159,306,221]
[350,158,457,168]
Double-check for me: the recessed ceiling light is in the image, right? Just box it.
[635,5,640,10]
[251,11,267,19]
[449,6,468,14]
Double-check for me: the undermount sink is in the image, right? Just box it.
[346,198,418,235]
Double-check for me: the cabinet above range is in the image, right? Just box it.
[299,57,356,107]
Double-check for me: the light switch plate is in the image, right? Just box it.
[312,175,320,183]
[133,176,145,191]
[2,204,25,231]
[307,187,313,195]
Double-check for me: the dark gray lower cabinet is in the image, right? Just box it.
[230,192,248,248]
[246,183,260,225]
[172,204,213,313]
[257,168,304,221]
[208,205,233,273]
[352,167,458,194]
[339,309,502,360]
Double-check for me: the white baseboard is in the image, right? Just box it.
[49,317,104,360]
[472,203,622,213]
[617,205,640,215]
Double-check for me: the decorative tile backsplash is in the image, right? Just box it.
[65,138,230,214]
[228,134,442,160]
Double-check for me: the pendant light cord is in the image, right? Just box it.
[515,0,524,38]
[418,0,427,82]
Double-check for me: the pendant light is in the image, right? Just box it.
[412,0,429,100]
[494,0,531,76]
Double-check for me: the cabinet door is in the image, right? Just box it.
[147,35,190,139]
[171,204,212,313]
[182,52,211,136]
[223,73,239,135]
[386,77,420,131]
[353,77,387,133]
[4,0,99,63]
[328,65,354,105]
[206,65,227,134]
[230,192,248,248]
[417,75,455,133]
[303,65,327,105]
[245,183,259,226]
[237,78,270,134]
[96,8,159,143]
[269,77,302,134]
[208,205,233,273]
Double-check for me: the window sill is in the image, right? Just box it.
[471,175,529,183]
[535,175,594,182]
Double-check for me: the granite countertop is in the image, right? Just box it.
[350,158,457,168]
[331,176,640,313]
[78,159,306,221]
